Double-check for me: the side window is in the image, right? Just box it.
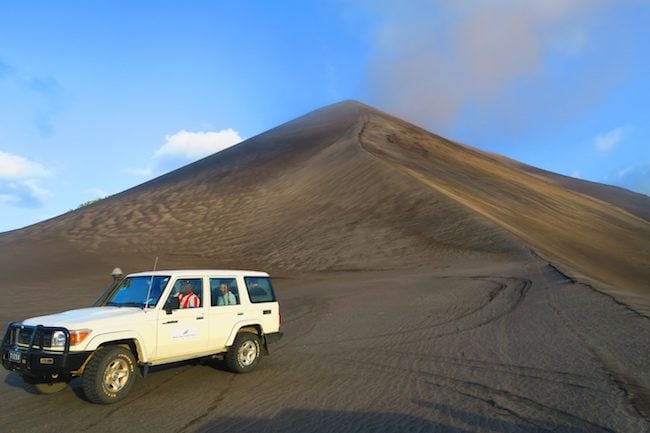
[210,278,240,306]
[166,278,203,308]
[245,277,276,303]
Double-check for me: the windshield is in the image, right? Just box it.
[106,275,170,308]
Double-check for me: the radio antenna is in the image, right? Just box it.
[144,256,159,312]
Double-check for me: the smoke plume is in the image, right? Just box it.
[367,0,612,133]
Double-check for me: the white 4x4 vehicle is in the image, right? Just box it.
[1,269,282,404]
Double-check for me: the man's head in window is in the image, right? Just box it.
[181,281,194,294]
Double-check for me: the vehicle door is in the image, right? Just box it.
[156,277,209,360]
[207,276,246,351]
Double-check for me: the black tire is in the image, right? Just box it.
[24,380,68,394]
[225,332,261,373]
[82,346,137,404]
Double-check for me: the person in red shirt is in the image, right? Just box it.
[177,281,200,308]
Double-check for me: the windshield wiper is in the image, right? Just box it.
[106,301,143,308]
[123,302,144,308]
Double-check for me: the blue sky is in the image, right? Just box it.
[0,1,648,232]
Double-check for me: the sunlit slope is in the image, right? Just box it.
[487,152,650,222]
[358,109,650,310]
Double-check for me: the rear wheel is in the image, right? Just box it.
[82,346,136,404]
[24,380,68,394]
[225,332,260,373]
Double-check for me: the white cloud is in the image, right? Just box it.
[0,179,52,208]
[155,129,243,160]
[0,151,51,208]
[571,170,582,179]
[0,193,19,204]
[123,128,243,179]
[618,166,633,177]
[0,150,48,178]
[22,179,52,199]
[595,127,624,151]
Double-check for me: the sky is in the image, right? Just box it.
[0,0,648,233]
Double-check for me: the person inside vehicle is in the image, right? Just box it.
[217,283,237,306]
[177,281,200,308]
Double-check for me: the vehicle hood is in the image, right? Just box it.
[23,307,149,329]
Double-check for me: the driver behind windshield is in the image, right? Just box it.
[106,275,169,308]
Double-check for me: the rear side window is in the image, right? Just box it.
[244,277,276,303]
[210,278,240,306]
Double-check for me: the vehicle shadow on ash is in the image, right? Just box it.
[3,372,86,398]
[193,408,470,433]
[3,356,229,401]
[190,407,598,433]
[413,401,608,433]
[4,372,25,389]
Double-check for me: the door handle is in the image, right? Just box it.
[163,320,178,324]
[196,316,204,320]
[237,312,244,316]
[263,310,271,315]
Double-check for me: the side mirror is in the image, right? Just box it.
[165,297,179,314]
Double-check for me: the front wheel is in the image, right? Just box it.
[225,332,261,373]
[82,346,136,404]
[24,380,68,394]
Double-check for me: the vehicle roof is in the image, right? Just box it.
[126,269,270,278]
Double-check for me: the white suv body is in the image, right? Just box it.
[1,269,283,403]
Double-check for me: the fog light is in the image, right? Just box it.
[40,358,54,365]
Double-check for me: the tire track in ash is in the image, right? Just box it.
[422,378,617,433]
[327,350,615,430]
[298,276,531,349]
[428,276,531,339]
[175,374,236,433]
[394,276,509,331]
[528,253,650,424]
[359,358,618,433]
[274,293,339,350]
[274,299,316,349]
[545,282,650,423]
[378,349,610,394]
[298,276,507,346]
[374,276,530,350]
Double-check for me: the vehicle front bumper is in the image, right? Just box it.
[1,322,92,382]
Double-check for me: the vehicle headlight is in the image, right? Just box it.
[51,331,67,348]
[50,329,91,348]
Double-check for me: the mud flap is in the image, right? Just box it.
[140,363,151,378]
[262,335,270,356]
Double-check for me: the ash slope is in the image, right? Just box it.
[356,106,649,311]
[0,101,648,311]
[0,102,528,282]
